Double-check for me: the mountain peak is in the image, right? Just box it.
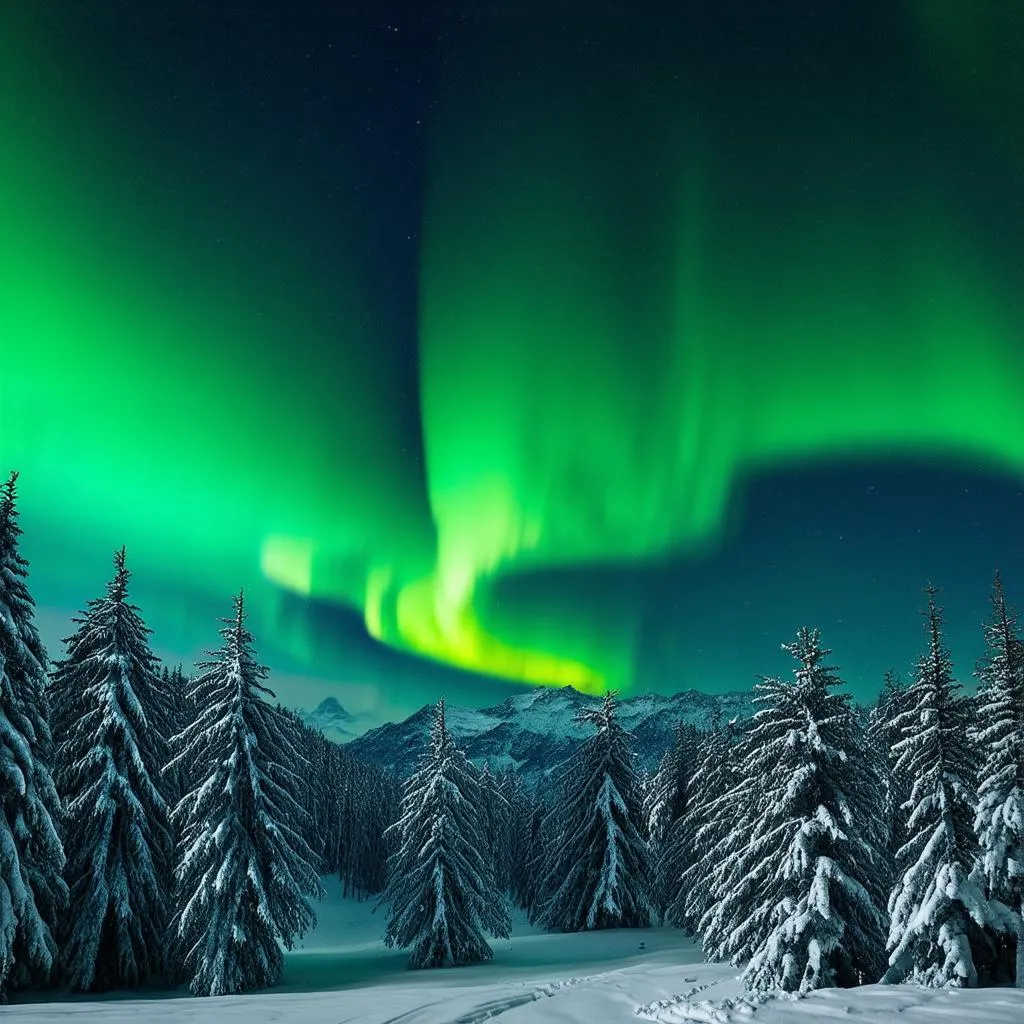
[297,696,356,740]
[312,696,350,719]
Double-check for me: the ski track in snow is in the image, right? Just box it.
[8,887,1024,1023]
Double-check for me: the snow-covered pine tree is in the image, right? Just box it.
[533,691,653,932]
[306,733,340,878]
[504,776,538,909]
[305,726,338,874]
[867,669,911,896]
[0,472,65,995]
[272,705,325,868]
[678,724,758,952]
[0,473,61,786]
[736,628,888,992]
[478,763,502,883]
[641,770,659,842]
[160,665,193,807]
[667,724,740,936]
[518,800,548,917]
[645,723,697,845]
[646,722,698,922]
[885,586,1015,987]
[170,591,323,996]
[162,665,190,732]
[974,572,1024,986]
[637,767,653,839]
[49,547,174,992]
[491,769,519,894]
[380,699,510,968]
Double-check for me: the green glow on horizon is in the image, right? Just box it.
[3,8,1023,693]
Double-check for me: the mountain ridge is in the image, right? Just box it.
[332,684,754,788]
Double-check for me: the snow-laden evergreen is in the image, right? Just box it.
[160,666,192,808]
[644,723,695,846]
[272,706,327,870]
[867,670,911,898]
[0,472,65,995]
[694,728,769,965]
[170,592,323,996]
[492,769,519,895]
[667,724,739,935]
[973,573,1024,986]
[645,723,697,922]
[504,775,539,910]
[885,587,1015,987]
[517,800,547,916]
[48,547,173,992]
[381,699,510,968]
[533,691,653,932]
[734,629,888,992]
[478,763,512,893]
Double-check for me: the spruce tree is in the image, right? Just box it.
[272,705,324,868]
[170,592,323,996]
[867,669,911,897]
[885,586,1014,987]
[491,769,518,894]
[646,722,697,923]
[0,472,65,994]
[506,779,539,910]
[160,665,192,807]
[478,763,505,888]
[307,734,342,879]
[646,723,697,843]
[735,629,887,992]
[690,727,768,962]
[534,692,653,932]
[517,800,547,917]
[49,547,173,991]
[668,724,740,936]
[974,573,1024,986]
[381,699,510,968]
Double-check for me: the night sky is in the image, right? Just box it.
[2,1,1023,726]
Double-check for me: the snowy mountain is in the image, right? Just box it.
[341,685,753,789]
[298,697,357,741]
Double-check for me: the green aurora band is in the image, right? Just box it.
[2,6,1023,693]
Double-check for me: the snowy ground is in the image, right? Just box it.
[10,880,1024,1023]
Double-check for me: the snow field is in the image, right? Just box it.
[10,884,1024,1023]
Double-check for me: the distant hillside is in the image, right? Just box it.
[339,685,754,789]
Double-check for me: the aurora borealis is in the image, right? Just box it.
[2,1,1023,721]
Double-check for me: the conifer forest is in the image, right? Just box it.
[2,466,1022,1013]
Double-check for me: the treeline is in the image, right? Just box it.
[0,472,398,999]
[376,586,1024,995]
